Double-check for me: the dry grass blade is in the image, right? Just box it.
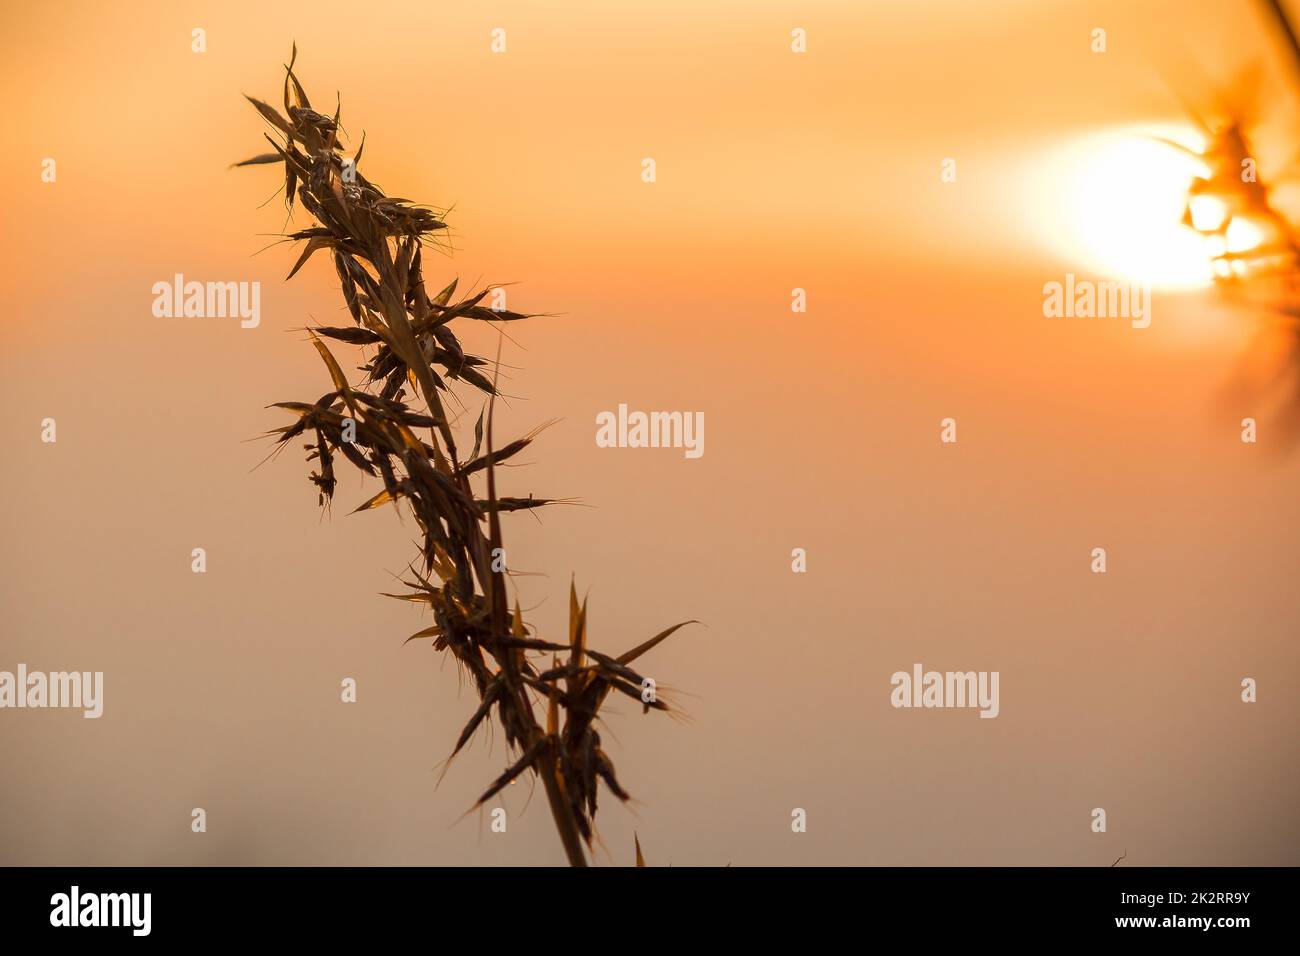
[475,739,547,807]
[231,152,283,168]
[616,620,699,665]
[351,487,404,513]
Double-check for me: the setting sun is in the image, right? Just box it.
[1053,128,1218,290]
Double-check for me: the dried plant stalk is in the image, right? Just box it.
[236,47,693,866]
[1165,2,1300,444]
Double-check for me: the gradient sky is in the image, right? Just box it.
[1,0,1297,866]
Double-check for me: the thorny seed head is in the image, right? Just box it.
[237,46,695,865]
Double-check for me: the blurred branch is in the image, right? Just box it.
[1260,0,1300,85]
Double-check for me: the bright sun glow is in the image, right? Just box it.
[1043,128,1216,290]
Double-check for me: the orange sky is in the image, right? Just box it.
[1,0,1297,866]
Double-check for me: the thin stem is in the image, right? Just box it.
[538,741,589,867]
[483,346,586,866]
[1261,0,1300,85]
